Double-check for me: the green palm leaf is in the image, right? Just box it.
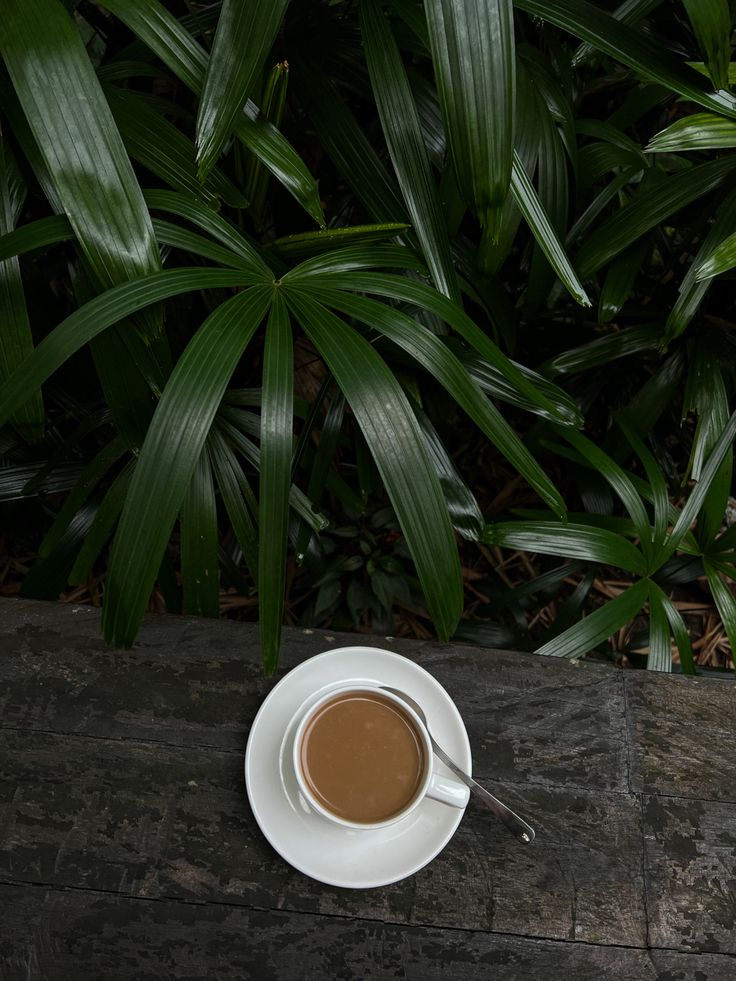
[561,430,653,564]
[180,449,220,617]
[1,0,163,338]
[207,428,259,581]
[647,113,736,152]
[534,578,649,659]
[196,0,290,179]
[682,0,732,93]
[259,295,294,674]
[649,581,695,674]
[0,268,263,430]
[577,157,736,276]
[515,0,736,118]
[485,521,647,573]
[291,269,572,425]
[215,416,328,533]
[0,129,43,439]
[102,287,272,646]
[102,0,323,225]
[415,409,484,540]
[617,419,669,551]
[704,561,736,671]
[572,0,666,66]
[510,152,590,306]
[663,410,736,560]
[105,86,247,208]
[452,346,582,427]
[360,0,459,302]
[280,245,425,278]
[285,289,463,641]
[299,65,406,224]
[423,0,515,235]
[39,436,127,558]
[302,285,566,518]
[142,190,271,275]
[598,239,650,322]
[0,213,259,273]
[646,582,672,672]
[272,224,412,259]
[543,324,661,375]
[68,462,134,586]
[0,214,71,262]
[695,229,736,281]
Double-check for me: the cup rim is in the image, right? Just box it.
[291,682,433,830]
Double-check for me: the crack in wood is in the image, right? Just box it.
[2,877,736,961]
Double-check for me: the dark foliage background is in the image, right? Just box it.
[1,0,735,673]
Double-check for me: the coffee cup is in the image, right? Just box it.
[291,683,470,830]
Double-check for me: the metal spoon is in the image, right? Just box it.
[381,685,536,844]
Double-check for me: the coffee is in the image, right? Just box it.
[299,691,426,823]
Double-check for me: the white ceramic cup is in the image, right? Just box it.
[291,683,470,830]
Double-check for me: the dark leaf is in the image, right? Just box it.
[1,0,163,338]
[196,0,290,179]
[360,0,460,302]
[258,294,294,674]
[285,289,463,641]
[102,287,272,646]
[180,449,220,617]
[534,578,649,659]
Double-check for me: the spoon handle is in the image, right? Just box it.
[430,740,536,844]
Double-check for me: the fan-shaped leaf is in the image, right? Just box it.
[515,0,736,118]
[101,0,323,225]
[485,520,647,573]
[360,0,460,302]
[180,450,220,617]
[682,0,732,93]
[647,113,736,152]
[577,157,736,276]
[0,268,263,429]
[423,0,515,233]
[534,578,649,659]
[102,287,272,646]
[196,0,290,179]
[1,0,163,338]
[285,289,463,640]
[259,295,294,674]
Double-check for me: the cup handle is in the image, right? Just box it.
[426,767,470,809]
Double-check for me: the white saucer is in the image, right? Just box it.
[244,646,471,889]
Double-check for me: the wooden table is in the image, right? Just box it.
[1,597,735,979]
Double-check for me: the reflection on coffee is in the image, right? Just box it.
[299,691,426,823]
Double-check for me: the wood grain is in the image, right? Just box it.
[0,603,627,791]
[1,596,734,976]
[624,673,736,802]
[0,728,645,946]
[2,883,736,981]
[643,794,736,954]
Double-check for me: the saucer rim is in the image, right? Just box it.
[244,645,471,889]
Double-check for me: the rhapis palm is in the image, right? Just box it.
[1,0,735,672]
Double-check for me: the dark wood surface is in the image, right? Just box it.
[1,597,734,979]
